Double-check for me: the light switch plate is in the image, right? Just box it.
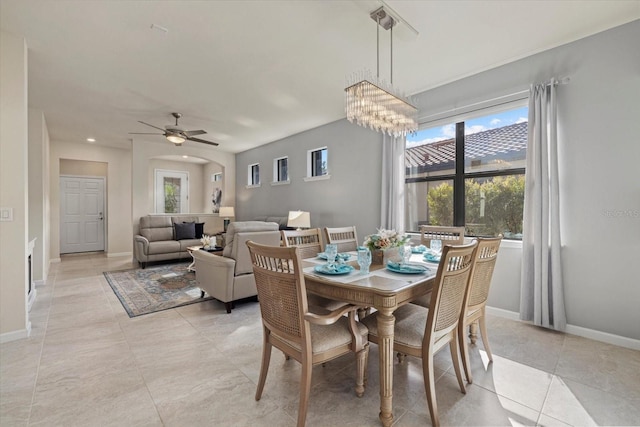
[0,207,13,221]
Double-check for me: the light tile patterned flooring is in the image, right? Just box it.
[1,253,639,426]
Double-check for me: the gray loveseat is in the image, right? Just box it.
[133,215,222,268]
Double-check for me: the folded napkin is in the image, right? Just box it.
[423,252,440,262]
[317,252,351,260]
[412,245,427,253]
[316,263,353,274]
[387,261,427,273]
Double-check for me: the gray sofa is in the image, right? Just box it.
[133,215,222,268]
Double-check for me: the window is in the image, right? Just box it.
[212,172,222,182]
[273,156,289,183]
[307,147,328,178]
[154,169,188,213]
[405,105,527,239]
[248,163,260,187]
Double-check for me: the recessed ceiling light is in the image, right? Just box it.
[182,155,188,159]
[86,138,96,142]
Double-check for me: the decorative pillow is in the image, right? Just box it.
[174,222,196,240]
[194,222,205,239]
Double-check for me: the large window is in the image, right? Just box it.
[405,105,527,239]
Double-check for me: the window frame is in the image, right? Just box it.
[304,146,330,181]
[405,99,527,238]
[247,163,260,188]
[154,169,189,214]
[272,156,289,184]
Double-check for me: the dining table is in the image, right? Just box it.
[302,251,439,427]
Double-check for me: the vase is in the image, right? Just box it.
[371,247,401,265]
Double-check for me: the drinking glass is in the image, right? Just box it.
[430,239,442,254]
[325,244,338,267]
[401,244,412,267]
[357,248,372,275]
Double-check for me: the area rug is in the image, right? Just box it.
[104,263,212,317]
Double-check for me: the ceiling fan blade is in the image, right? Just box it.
[128,132,165,135]
[138,121,166,131]
[183,130,207,137]
[187,136,219,146]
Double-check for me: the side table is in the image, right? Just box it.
[186,246,202,272]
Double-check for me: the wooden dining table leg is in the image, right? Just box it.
[376,307,396,427]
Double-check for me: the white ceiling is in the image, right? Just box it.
[1,1,638,154]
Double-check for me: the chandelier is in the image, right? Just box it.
[345,7,417,138]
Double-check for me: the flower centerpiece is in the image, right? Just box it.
[200,234,214,250]
[363,229,409,265]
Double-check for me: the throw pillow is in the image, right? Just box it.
[195,222,205,239]
[174,222,196,240]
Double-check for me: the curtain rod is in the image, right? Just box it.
[418,76,570,123]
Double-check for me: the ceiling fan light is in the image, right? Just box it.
[166,134,185,144]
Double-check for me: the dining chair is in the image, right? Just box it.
[323,226,359,252]
[246,241,369,427]
[281,227,346,311]
[361,241,478,427]
[420,225,465,248]
[458,236,502,384]
[281,228,323,259]
[412,226,466,310]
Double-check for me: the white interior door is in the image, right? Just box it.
[60,176,105,254]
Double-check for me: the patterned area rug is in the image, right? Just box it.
[104,263,212,317]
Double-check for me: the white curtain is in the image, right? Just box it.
[520,79,566,331]
[380,134,406,232]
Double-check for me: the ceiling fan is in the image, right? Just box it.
[129,112,219,146]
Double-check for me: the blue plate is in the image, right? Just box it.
[317,252,351,261]
[386,262,428,274]
[314,264,355,275]
[423,252,441,263]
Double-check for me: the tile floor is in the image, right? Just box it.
[1,253,639,426]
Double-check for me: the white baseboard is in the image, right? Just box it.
[0,322,31,344]
[486,306,640,351]
[28,288,37,312]
[107,252,132,258]
[565,324,640,351]
[486,306,520,320]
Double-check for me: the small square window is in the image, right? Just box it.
[307,147,327,178]
[248,163,260,186]
[273,157,288,183]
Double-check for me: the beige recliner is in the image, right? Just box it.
[192,221,281,313]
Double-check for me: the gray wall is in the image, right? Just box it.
[236,120,383,238]
[237,21,640,341]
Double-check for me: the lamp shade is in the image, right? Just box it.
[219,206,235,218]
[287,211,310,229]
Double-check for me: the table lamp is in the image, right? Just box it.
[287,211,310,230]
[219,206,235,232]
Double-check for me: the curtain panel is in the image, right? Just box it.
[380,134,406,232]
[520,79,566,331]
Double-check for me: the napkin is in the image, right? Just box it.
[387,261,427,273]
[412,245,427,253]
